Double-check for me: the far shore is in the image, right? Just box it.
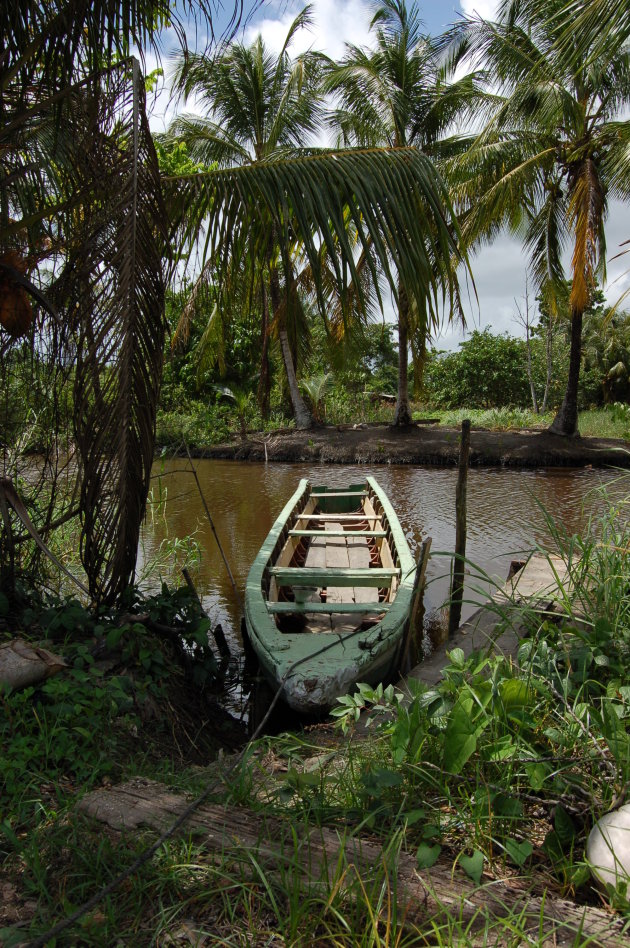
[180,422,630,468]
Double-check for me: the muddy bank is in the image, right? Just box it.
[188,423,630,468]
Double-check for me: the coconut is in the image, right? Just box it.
[587,804,630,888]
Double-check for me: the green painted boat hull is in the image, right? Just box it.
[244,476,417,715]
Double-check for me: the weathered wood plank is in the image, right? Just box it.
[267,602,389,615]
[295,514,379,521]
[325,520,352,607]
[270,567,399,587]
[347,533,378,605]
[78,780,630,948]
[301,535,330,632]
[310,490,366,498]
[289,529,387,538]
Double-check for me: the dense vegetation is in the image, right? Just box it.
[2,0,630,943]
[4,490,630,943]
[156,284,630,447]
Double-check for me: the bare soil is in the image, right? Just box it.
[190,422,630,468]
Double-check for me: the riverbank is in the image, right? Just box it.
[188,422,630,468]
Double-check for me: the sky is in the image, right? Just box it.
[147,0,630,351]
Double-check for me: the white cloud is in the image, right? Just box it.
[246,0,373,63]
[459,0,500,18]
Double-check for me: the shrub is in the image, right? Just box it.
[424,330,532,409]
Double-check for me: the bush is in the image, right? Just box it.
[425,330,532,409]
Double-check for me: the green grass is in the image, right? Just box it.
[413,405,629,438]
[157,400,629,452]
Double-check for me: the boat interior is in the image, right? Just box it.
[263,483,402,634]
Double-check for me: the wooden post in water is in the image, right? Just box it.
[448,419,471,635]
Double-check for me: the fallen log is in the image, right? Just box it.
[0,638,67,692]
[79,779,628,946]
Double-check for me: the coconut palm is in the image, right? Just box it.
[168,8,325,427]
[325,0,477,425]
[1,0,259,603]
[2,0,465,600]
[445,0,630,436]
[167,4,469,429]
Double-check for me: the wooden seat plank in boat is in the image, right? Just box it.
[310,490,366,498]
[288,529,387,538]
[267,601,390,614]
[295,513,379,522]
[269,566,399,586]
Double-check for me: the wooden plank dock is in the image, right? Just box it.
[407,553,569,688]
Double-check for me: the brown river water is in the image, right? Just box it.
[141,460,628,666]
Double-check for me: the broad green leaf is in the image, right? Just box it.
[416,843,441,869]
[493,794,523,819]
[421,823,441,841]
[459,850,484,883]
[447,647,466,668]
[554,806,576,844]
[504,838,533,867]
[499,679,532,709]
[443,695,488,773]
[106,626,124,649]
[525,762,548,791]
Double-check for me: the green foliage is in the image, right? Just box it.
[424,330,533,409]
[610,402,630,439]
[154,138,208,176]
[327,486,630,890]
[306,321,399,395]
[0,585,219,837]
[423,301,630,413]
[536,283,630,409]
[300,373,333,423]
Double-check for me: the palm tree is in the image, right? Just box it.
[445,0,630,436]
[1,1,218,603]
[168,8,324,428]
[2,0,466,601]
[326,0,475,425]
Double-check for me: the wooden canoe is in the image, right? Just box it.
[244,476,418,715]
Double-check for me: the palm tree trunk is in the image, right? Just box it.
[394,283,413,426]
[277,328,311,428]
[269,268,312,429]
[549,307,582,436]
[541,316,553,413]
[257,282,271,419]
[410,331,427,400]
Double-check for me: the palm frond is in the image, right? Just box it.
[167,147,465,330]
[568,157,606,312]
[68,61,166,603]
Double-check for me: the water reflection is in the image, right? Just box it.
[141,459,627,652]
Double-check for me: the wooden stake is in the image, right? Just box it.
[449,420,471,635]
[399,538,432,674]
